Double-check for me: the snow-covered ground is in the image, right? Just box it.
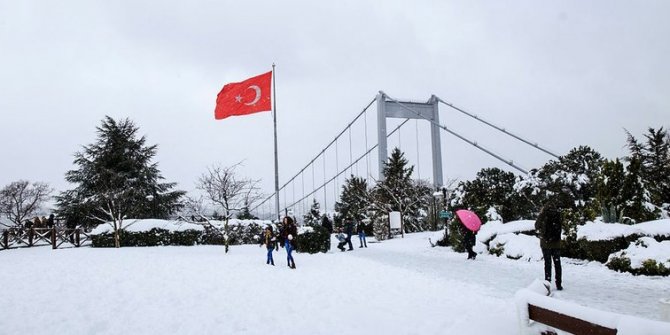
[1,232,669,334]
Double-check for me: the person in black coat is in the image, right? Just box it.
[344,218,354,251]
[461,224,477,260]
[536,197,565,290]
[281,216,297,269]
[357,220,367,248]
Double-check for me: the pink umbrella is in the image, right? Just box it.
[456,209,482,232]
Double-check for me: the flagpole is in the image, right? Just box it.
[272,63,280,222]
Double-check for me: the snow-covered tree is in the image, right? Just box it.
[370,148,430,237]
[335,175,370,222]
[626,127,670,211]
[451,167,529,222]
[197,163,261,253]
[56,116,184,247]
[621,157,657,222]
[517,145,604,223]
[0,180,53,227]
[303,199,322,226]
[237,200,258,220]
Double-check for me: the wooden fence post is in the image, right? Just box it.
[2,231,8,249]
[75,228,81,247]
[51,228,56,249]
[29,228,34,247]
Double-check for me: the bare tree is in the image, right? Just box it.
[0,180,53,227]
[197,163,261,253]
[181,194,209,222]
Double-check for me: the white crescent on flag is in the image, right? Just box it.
[244,85,262,106]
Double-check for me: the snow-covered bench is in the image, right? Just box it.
[515,280,670,335]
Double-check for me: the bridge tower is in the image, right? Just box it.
[376,91,443,188]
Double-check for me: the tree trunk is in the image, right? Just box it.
[224,217,229,253]
[113,220,121,248]
[114,229,120,248]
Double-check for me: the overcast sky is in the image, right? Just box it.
[1,1,668,214]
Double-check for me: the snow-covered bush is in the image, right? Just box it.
[294,224,330,254]
[92,228,202,247]
[606,237,670,276]
[372,216,389,241]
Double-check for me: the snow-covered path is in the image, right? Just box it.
[351,233,670,321]
[0,232,668,334]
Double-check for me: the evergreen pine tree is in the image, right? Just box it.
[334,175,370,222]
[453,167,528,222]
[303,199,322,226]
[370,148,430,236]
[236,201,258,220]
[56,116,185,247]
[627,127,670,207]
[622,156,656,222]
[596,159,627,223]
[534,145,604,223]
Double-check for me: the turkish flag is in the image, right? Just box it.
[214,71,272,120]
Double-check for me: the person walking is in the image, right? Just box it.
[281,216,297,269]
[535,197,564,290]
[344,218,354,251]
[357,220,367,248]
[462,224,477,260]
[260,226,276,266]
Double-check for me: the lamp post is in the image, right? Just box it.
[432,191,443,231]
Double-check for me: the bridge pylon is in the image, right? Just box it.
[376,91,443,188]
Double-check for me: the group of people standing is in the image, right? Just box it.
[22,214,55,229]
[259,216,297,269]
[336,218,367,251]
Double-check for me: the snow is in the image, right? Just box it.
[477,219,536,243]
[577,219,670,241]
[489,233,544,261]
[90,219,205,235]
[609,237,670,268]
[208,219,273,228]
[516,287,670,335]
[1,232,669,334]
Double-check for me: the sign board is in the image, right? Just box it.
[439,210,453,219]
[389,211,401,229]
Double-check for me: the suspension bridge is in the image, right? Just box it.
[251,91,559,222]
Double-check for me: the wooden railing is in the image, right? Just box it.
[528,304,616,335]
[1,227,91,250]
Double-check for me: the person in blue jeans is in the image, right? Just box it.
[260,226,276,266]
[281,216,297,269]
[357,220,367,248]
[344,219,354,251]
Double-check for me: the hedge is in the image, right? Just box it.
[91,222,331,254]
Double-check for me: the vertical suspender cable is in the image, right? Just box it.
[348,127,353,176]
[364,109,370,179]
[335,138,339,205]
[416,119,421,180]
[323,153,327,212]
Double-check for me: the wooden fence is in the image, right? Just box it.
[0,227,91,250]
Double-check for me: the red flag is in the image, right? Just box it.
[215,71,272,120]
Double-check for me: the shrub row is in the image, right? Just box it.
[91,223,331,254]
[91,228,202,247]
[607,256,670,276]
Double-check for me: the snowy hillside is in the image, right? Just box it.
[1,232,669,334]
